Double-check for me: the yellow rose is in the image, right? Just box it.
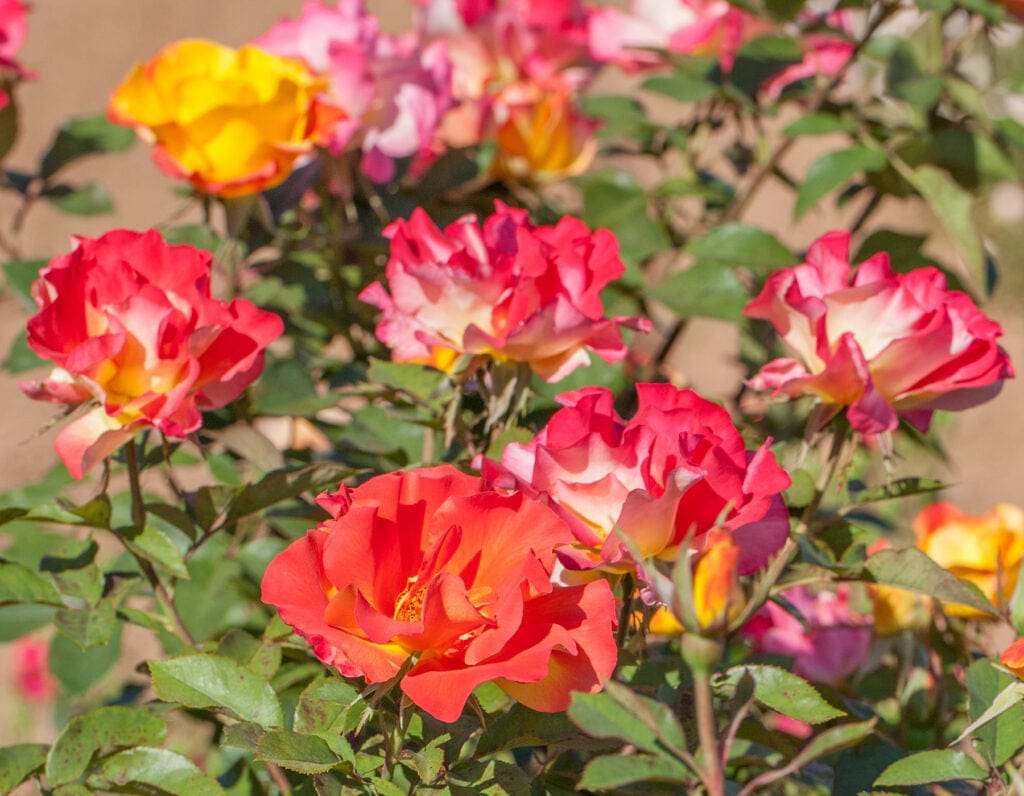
[490,87,598,185]
[915,502,1024,619]
[109,39,343,198]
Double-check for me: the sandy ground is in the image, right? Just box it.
[0,0,1021,758]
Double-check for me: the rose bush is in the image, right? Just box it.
[487,383,790,574]
[261,465,618,722]
[744,230,1013,435]
[109,39,343,197]
[360,201,647,380]
[20,229,283,478]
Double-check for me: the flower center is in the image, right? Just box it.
[394,581,427,624]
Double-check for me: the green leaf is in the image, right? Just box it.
[601,680,689,757]
[783,113,855,137]
[474,703,580,756]
[577,169,670,268]
[252,358,336,416]
[901,164,985,290]
[46,706,167,786]
[965,659,1024,766]
[366,358,447,404]
[293,678,363,736]
[43,182,114,215]
[874,749,988,787]
[49,621,123,694]
[55,599,117,650]
[642,69,719,103]
[650,261,749,322]
[579,95,657,141]
[685,223,795,275]
[116,525,189,579]
[149,653,284,728]
[161,224,224,253]
[0,743,48,792]
[225,462,356,523]
[5,331,47,373]
[40,113,136,178]
[786,719,876,770]
[716,665,845,724]
[0,561,62,606]
[861,547,997,617]
[92,748,224,796]
[568,690,661,753]
[848,477,949,504]
[578,753,691,791]
[794,147,887,219]
[2,258,47,308]
[257,730,341,775]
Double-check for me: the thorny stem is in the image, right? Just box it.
[124,442,197,647]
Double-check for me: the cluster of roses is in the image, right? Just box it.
[105,0,859,198]
[13,0,1021,726]
[20,196,1015,719]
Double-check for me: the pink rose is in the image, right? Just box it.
[741,585,872,686]
[485,383,791,575]
[359,203,648,381]
[21,230,284,478]
[0,0,31,110]
[744,231,1012,435]
[12,636,57,702]
[588,0,767,73]
[417,0,596,149]
[254,0,453,184]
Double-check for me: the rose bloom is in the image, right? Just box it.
[744,231,1013,435]
[253,0,452,184]
[589,1,853,97]
[12,636,57,702]
[261,465,618,723]
[1000,638,1024,679]
[109,39,344,198]
[741,585,872,686]
[0,0,30,111]
[914,502,1024,618]
[359,203,648,382]
[417,0,596,149]
[486,383,791,575]
[489,87,599,185]
[588,0,764,72]
[21,230,283,479]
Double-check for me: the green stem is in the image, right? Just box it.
[124,440,147,530]
[693,664,725,796]
[124,441,197,647]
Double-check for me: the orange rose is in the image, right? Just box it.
[1000,638,1024,679]
[109,39,343,197]
[915,502,1024,618]
[490,88,598,185]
